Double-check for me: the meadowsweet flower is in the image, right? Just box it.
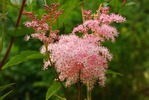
[72,20,119,42]
[72,6,125,42]
[83,10,92,20]
[43,34,112,89]
[23,3,63,44]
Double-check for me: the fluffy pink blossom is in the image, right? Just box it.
[31,32,48,42]
[42,34,112,89]
[72,6,125,42]
[72,20,119,42]
[98,13,126,24]
[23,3,63,44]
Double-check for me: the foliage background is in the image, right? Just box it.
[0,0,149,100]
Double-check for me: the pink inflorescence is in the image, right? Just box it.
[42,6,125,89]
[23,3,63,43]
[24,4,126,90]
[72,7,126,42]
[41,34,112,89]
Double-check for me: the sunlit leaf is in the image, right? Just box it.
[46,81,61,100]
[2,51,44,69]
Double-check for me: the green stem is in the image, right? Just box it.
[44,0,47,5]
[81,1,85,23]
[122,0,127,5]
[0,0,6,54]
[87,82,92,100]
[0,0,27,70]
[77,81,81,100]
[45,45,71,100]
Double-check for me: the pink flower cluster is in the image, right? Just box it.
[24,4,126,90]
[23,3,63,43]
[41,7,125,89]
[41,34,112,89]
[72,7,126,42]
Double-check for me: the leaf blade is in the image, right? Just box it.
[2,51,44,69]
[46,81,61,100]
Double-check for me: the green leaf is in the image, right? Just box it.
[46,81,61,100]
[33,82,49,87]
[109,0,122,12]
[10,0,33,6]
[0,90,13,100]
[8,27,34,37]
[58,0,82,28]
[126,2,136,6]
[27,52,45,59]
[10,0,22,5]
[106,70,123,76]
[0,83,15,92]
[53,94,66,100]
[26,0,33,5]
[2,51,44,69]
[103,2,109,7]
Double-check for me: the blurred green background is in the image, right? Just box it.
[0,0,149,100]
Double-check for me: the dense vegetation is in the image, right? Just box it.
[0,0,149,100]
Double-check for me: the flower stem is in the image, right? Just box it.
[87,82,92,100]
[77,80,81,100]
[122,0,127,5]
[45,45,71,100]
[0,0,26,70]
[81,0,85,23]
[0,0,6,54]
[77,71,82,100]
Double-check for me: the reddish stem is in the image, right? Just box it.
[0,0,27,70]
[122,0,127,5]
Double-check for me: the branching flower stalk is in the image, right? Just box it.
[23,3,71,100]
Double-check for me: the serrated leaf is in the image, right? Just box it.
[2,51,44,69]
[46,81,61,100]
[106,69,123,76]
[0,83,15,92]
[0,90,13,100]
